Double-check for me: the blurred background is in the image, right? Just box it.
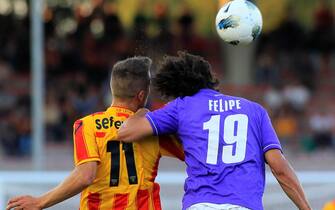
[0,0,334,209]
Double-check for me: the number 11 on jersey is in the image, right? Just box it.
[203,114,249,164]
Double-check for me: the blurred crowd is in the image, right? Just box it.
[0,1,334,156]
[255,1,335,152]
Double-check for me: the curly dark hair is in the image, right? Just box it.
[154,51,219,98]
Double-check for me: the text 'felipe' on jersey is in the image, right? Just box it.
[73,106,184,210]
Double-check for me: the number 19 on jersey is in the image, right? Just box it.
[203,114,248,164]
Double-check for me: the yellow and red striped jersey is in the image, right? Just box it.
[73,106,184,210]
[324,200,335,210]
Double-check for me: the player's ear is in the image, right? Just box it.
[137,89,149,107]
[137,90,146,103]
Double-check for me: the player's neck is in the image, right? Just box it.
[111,99,139,113]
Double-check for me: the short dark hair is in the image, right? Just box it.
[111,56,151,98]
[153,51,219,98]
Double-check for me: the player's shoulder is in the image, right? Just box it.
[227,95,267,115]
[79,111,105,120]
[222,94,256,106]
[239,97,264,110]
[73,111,107,127]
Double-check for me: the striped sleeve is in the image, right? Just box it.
[73,118,101,166]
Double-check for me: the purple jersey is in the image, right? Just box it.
[146,89,282,210]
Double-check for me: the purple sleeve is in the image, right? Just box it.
[145,99,179,136]
[260,107,282,153]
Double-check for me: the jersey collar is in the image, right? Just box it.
[108,106,135,115]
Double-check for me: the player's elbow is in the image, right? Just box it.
[76,162,97,187]
[270,166,287,179]
[79,171,96,187]
[266,150,292,179]
[269,158,293,182]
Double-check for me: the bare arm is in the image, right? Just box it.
[265,149,311,210]
[7,161,98,210]
[118,108,154,142]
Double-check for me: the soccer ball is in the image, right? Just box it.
[215,0,263,45]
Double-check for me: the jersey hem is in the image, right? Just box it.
[183,198,260,210]
[263,144,282,154]
[146,113,159,136]
[76,157,101,166]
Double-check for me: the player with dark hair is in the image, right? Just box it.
[118,52,311,210]
[7,57,183,210]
